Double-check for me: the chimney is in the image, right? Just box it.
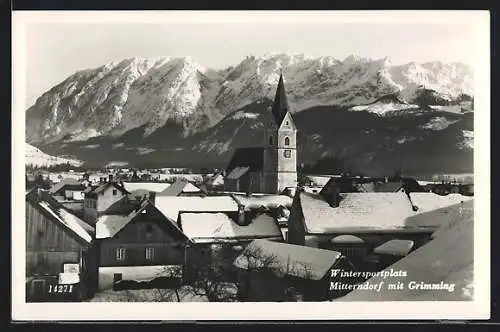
[149,191,156,205]
[237,204,246,225]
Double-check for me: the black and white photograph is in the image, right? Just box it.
[12,10,490,320]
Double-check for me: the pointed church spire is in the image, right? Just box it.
[271,72,289,126]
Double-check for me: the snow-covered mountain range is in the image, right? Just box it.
[26,53,473,145]
[25,53,474,174]
[25,143,83,168]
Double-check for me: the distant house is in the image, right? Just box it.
[234,239,351,301]
[49,178,86,201]
[83,182,130,225]
[338,200,474,301]
[287,190,473,268]
[95,200,190,291]
[122,181,171,197]
[25,189,97,301]
[157,178,205,197]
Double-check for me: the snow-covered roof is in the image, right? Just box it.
[374,239,414,256]
[232,194,293,210]
[58,272,80,285]
[299,192,472,233]
[154,195,239,221]
[331,235,364,244]
[49,178,84,194]
[157,179,201,196]
[122,182,171,193]
[179,212,282,243]
[37,200,93,244]
[96,213,134,239]
[234,239,342,280]
[226,167,250,180]
[409,193,473,213]
[338,200,474,301]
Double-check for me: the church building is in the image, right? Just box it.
[225,73,298,194]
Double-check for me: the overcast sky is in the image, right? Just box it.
[18,11,485,107]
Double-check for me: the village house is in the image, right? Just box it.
[25,189,97,301]
[233,239,352,301]
[176,206,284,279]
[287,189,473,270]
[338,199,474,301]
[83,180,130,224]
[95,199,190,291]
[225,74,298,195]
[230,193,293,240]
[49,178,86,201]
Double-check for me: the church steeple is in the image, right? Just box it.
[271,72,289,126]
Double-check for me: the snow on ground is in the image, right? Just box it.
[232,111,260,120]
[429,105,464,114]
[458,130,474,150]
[351,101,419,115]
[25,143,83,167]
[98,265,183,291]
[105,161,129,167]
[419,116,460,131]
[82,144,100,149]
[89,286,209,302]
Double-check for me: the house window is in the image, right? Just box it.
[284,149,291,158]
[285,121,289,125]
[116,248,127,261]
[284,137,290,146]
[112,189,117,196]
[269,136,274,145]
[145,247,154,260]
[145,224,153,238]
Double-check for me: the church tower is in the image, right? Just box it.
[263,73,298,194]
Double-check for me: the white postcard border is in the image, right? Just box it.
[11,10,491,321]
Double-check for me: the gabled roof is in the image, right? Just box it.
[271,73,290,126]
[26,189,93,244]
[338,200,474,301]
[297,191,473,233]
[122,182,171,193]
[178,212,282,243]
[226,147,265,173]
[95,199,187,240]
[49,178,85,194]
[154,195,240,222]
[157,178,203,196]
[86,182,130,197]
[231,194,293,210]
[234,239,342,280]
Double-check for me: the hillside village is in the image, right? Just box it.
[25,74,474,303]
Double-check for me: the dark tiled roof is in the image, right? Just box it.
[226,147,265,173]
[271,73,290,126]
[86,182,130,197]
[49,178,85,194]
